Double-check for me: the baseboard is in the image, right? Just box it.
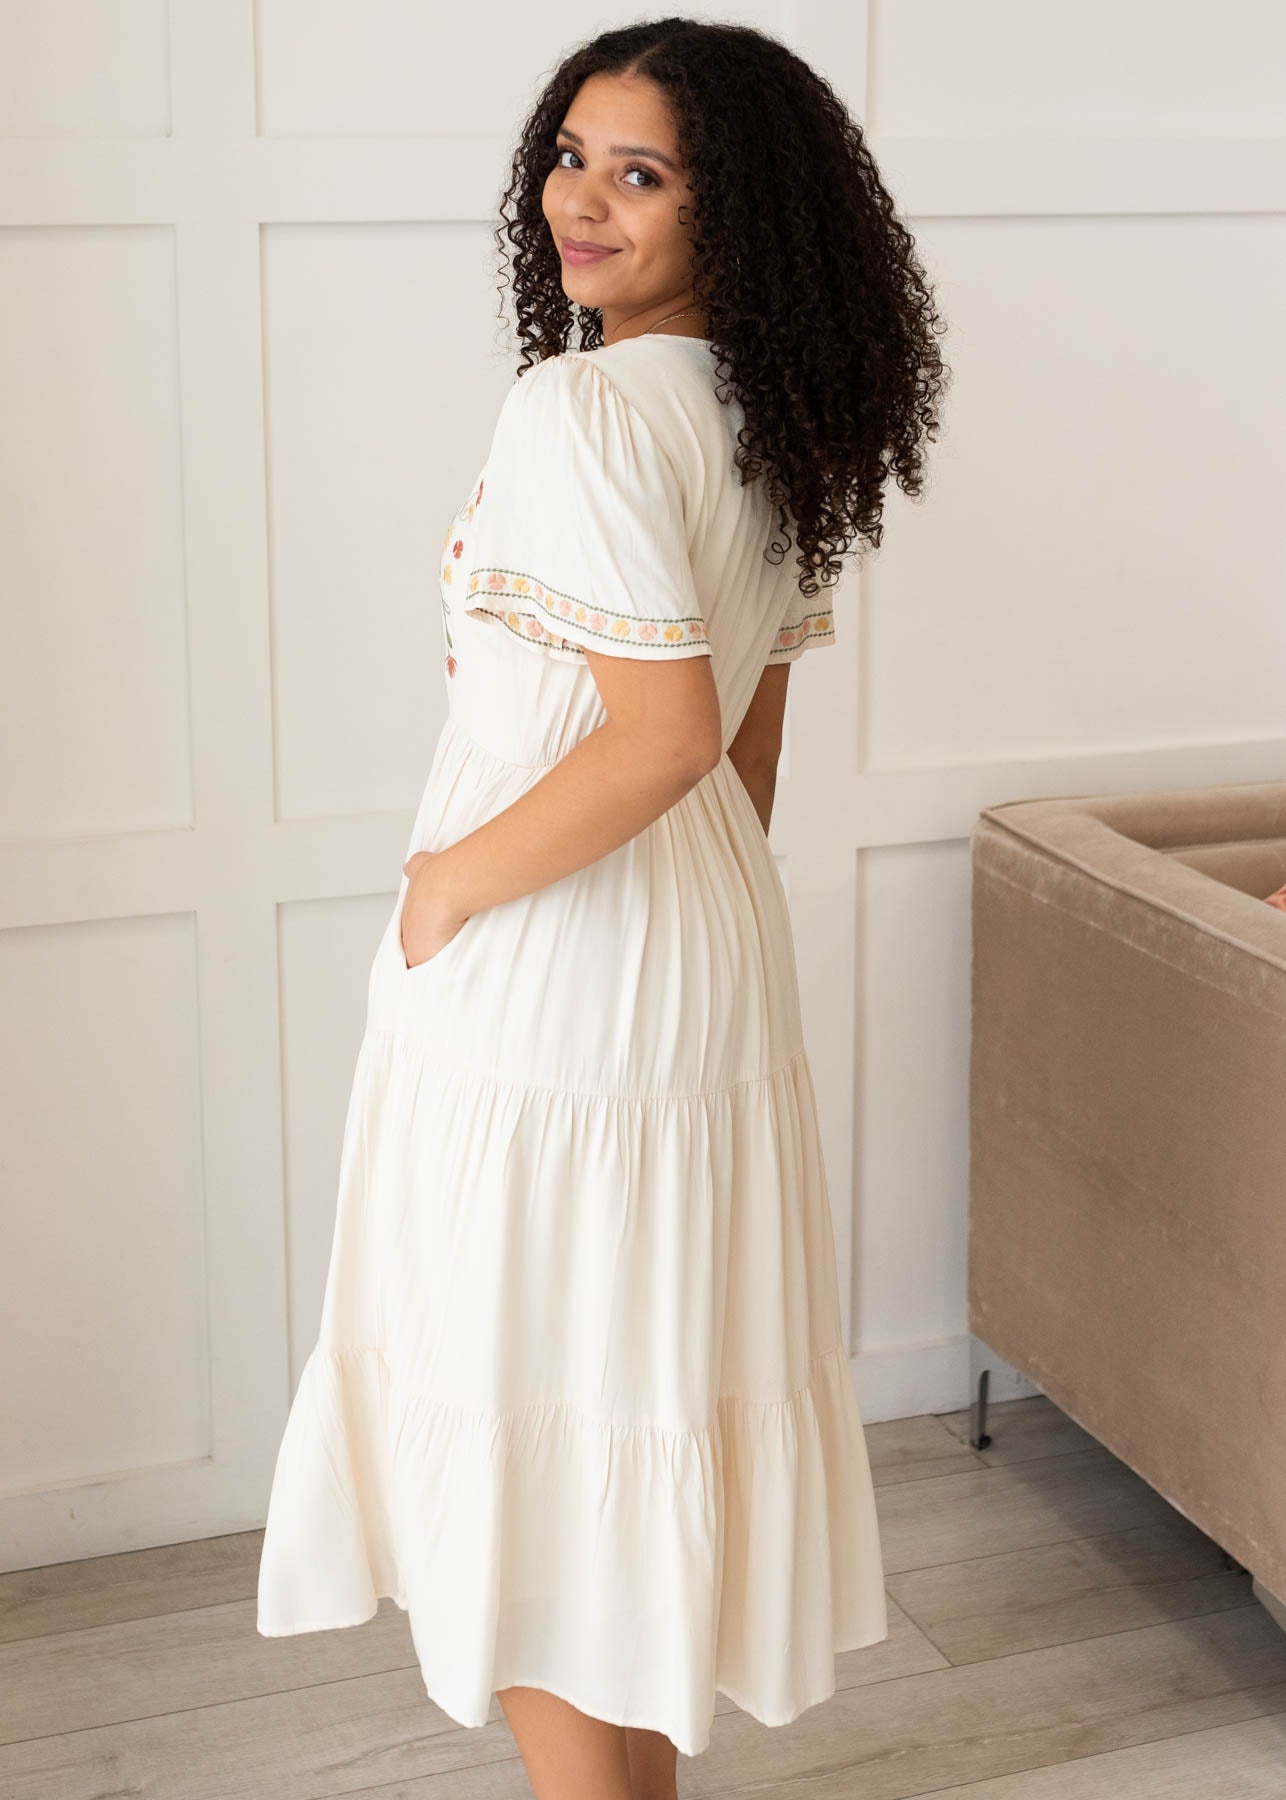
[850,1333,1042,1423]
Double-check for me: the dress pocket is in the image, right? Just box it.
[396,876,473,975]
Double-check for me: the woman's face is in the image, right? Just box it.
[541,71,703,342]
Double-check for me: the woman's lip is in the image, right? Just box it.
[561,240,619,264]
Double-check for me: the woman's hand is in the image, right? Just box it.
[400,851,471,969]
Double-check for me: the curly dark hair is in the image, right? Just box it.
[492,16,950,598]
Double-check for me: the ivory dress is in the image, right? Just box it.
[256,332,888,1758]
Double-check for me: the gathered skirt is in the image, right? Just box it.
[256,717,888,1757]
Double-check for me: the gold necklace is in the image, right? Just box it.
[643,305,705,336]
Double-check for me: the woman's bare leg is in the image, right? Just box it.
[625,1724,681,1800]
[496,1685,634,1799]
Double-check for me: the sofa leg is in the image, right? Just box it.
[970,1366,992,1450]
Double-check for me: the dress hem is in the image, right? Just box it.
[256,1598,892,1758]
[256,1334,890,1760]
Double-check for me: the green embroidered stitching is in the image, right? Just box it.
[768,615,835,655]
[467,567,710,652]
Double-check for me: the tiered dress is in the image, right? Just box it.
[256,332,888,1758]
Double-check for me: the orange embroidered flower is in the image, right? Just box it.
[452,539,464,559]
[772,611,833,652]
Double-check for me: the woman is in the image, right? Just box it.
[257,18,947,1798]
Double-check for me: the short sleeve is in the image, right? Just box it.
[463,355,712,663]
[765,584,838,662]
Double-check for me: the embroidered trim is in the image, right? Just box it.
[466,568,711,655]
[437,473,486,678]
[768,613,835,656]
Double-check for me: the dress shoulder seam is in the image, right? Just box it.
[513,351,687,490]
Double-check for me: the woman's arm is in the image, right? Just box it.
[725,662,790,837]
[404,650,723,958]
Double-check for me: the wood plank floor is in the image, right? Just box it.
[3,1396,1285,1798]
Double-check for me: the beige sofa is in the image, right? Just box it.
[967,777,1286,1606]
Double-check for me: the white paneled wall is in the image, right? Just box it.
[1,0,1283,1565]
[1,224,191,840]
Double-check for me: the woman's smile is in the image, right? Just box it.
[560,237,620,265]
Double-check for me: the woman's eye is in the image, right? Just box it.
[555,147,658,189]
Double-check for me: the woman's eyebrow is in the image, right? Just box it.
[557,127,679,171]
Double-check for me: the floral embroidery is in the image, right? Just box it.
[465,567,710,655]
[768,612,835,656]
[439,472,486,677]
